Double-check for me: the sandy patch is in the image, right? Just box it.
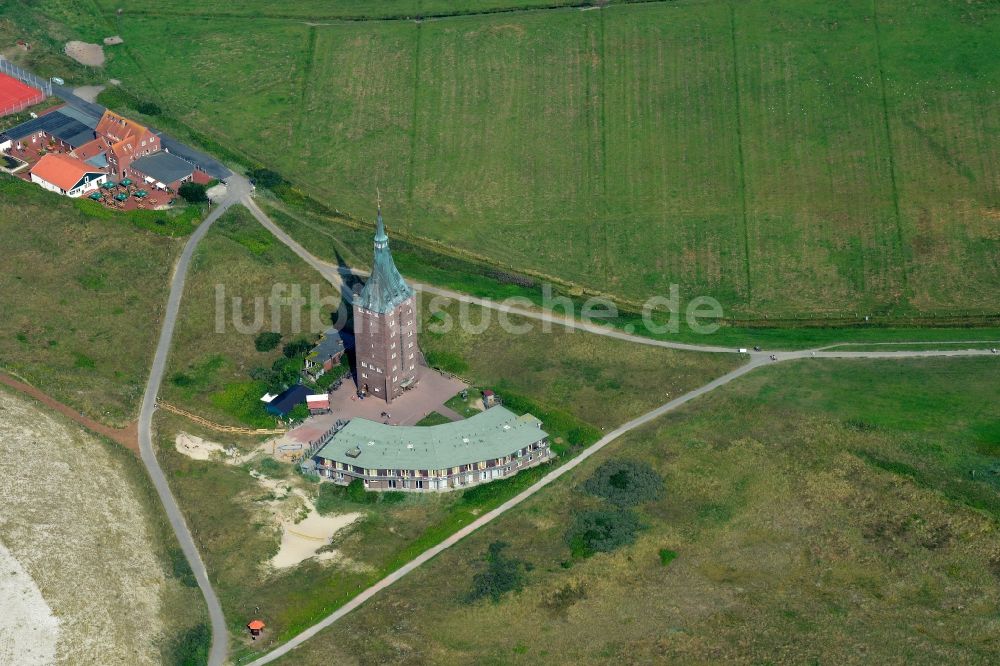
[271,508,361,570]
[206,183,228,202]
[250,470,294,500]
[0,542,58,666]
[64,41,104,67]
[249,473,361,570]
[175,431,252,464]
[0,390,164,664]
[72,84,105,103]
[103,36,124,46]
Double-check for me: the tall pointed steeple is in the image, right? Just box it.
[352,194,422,403]
[357,199,414,315]
[374,189,388,250]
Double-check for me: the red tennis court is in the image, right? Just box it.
[0,72,45,117]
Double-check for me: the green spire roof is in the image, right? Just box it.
[357,204,414,315]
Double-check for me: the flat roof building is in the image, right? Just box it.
[130,150,197,190]
[4,106,97,149]
[314,406,550,492]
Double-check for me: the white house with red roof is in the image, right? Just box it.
[30,152,106,197]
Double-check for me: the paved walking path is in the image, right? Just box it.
[136,179,251,666]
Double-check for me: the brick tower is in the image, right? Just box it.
[352,202,420,403]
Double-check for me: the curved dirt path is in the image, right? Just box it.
[137,179,250,666]
[0,371,138,453]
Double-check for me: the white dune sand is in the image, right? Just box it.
[0,541,59,666]
[271,503,361,570]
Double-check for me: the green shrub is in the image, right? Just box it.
[466,541,530,603]
[254,331,282,352]
[165,622,210,666]
[248,168,285,189]
[282,336,313,358]
[315,482,344,515]
[582,459,663,507]
[565,508,643,559]
[178,181,208,203]
[73,352,96,369]
[381,491,406,504]
[253,457,286,477]
[346,478,377,504]
[288,402,309,422]
[136,100,161,115]
[659,548,678,567]
[314,360,349,390]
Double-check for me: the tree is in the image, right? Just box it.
[137,100,161,115]
[178,181,208,203]
[282,336,313,358]
[254,331,282,352]
[248,168,284,189]
[582,459,663,507]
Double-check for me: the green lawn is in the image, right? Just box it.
[416,410,454,426]
[163,205,343,427]
[0,175,187,425]
[444,390,482,417]
[273,356,1000,664]
[71,0,999,322]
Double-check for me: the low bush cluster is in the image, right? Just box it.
[254,331,282,352]
[565,508,643,558]
[582,459,663,507]
[466,541,531,603]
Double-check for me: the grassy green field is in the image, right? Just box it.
[256,199,1000,350]
[163,205,343,427]
[0,175,192,425]
[72,0,998,321]
[273,356,1000,664]
[94,0,603,19]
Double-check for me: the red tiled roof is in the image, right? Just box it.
[247,620,265,631]
[31,153,103,191]
[72,137,106,161]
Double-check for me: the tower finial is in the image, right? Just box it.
[374,188,388,247]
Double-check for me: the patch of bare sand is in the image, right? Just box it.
[72,84,105,103]
[175,431,253,464]
[271,509,362,569]
[64,40,104,66]
[0,390,164,665]
[0,542,58,666]
[246,472,363,570]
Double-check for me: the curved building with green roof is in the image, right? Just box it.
[314,406,551,491]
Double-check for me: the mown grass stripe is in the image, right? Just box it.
[729,3,752,302]
[871,0,909,293]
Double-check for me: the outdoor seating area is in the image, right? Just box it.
[84,177,169,210]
